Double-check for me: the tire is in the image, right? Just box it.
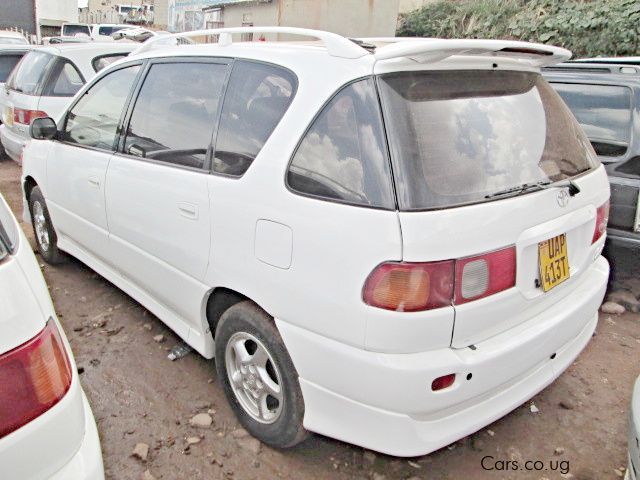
[215,301,308,448]
[29,186,65,264]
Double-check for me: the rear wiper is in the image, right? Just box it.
[485,179,580,199]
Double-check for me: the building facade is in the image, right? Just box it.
[164,0,403,38]
[82,0,154,25]
[36,0,79,36]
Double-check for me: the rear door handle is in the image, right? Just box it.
[88,176,100,188]
[177,202,198,219]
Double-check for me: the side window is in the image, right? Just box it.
[287,79,395,209]
[47,59,84,96]
[213,61,296,176]
[124,62,227,170]
[7,51,54,94]
[63,65,140,150]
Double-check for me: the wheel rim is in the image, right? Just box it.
[32,201,50,252]
[225,331,284,424]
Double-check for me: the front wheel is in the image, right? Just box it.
[29,186,64,264]
[215,301,307,448]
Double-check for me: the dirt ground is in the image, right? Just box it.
[1,156,639,480]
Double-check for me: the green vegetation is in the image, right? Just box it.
[397,0,640,57]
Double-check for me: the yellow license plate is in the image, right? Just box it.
[538,234,570,292]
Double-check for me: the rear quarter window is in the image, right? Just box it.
[287,78,395,209]
[7,51,54,95]
[43,58,85,97]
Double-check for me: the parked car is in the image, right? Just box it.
[0,30,29,45]
[0,192,104,479]
[60,23,92,39]
[21,28,610,457]
[0,42,137,163]
[544,63,640,251]
[90,23,136,41]
[572,56,640,66]
[0,44,32,125]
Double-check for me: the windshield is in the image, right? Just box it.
[551,82,632,157]
[8,51,54,94]
[378,70,598,210]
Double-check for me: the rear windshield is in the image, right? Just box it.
[378,70,598,210]
[551,82,632,157]
[63,24,91,37]
[0,54,24,82]
[8,51,54,95]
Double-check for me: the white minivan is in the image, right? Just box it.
[21,28,611,457]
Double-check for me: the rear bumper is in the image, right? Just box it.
[277,255,609,456]
[49,393,104,480]
[0,123,27,163]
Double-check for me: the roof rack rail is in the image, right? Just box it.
[132,27,369,59]
[544,62,640,75]
[372,38,571,67]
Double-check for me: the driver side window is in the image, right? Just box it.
[63,65,140,150]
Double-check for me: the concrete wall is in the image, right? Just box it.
[155,0,169,28]
[36,0,78,27]
[0,0,36,35]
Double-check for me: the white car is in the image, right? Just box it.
[0,42,137,163]
[628,376,640,480]
[90,24,136,42]
[0,30,29,45]
[0,193,104,479]
[21,27,611,457]
[0,44,32,124]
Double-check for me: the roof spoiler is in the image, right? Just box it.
[132,26,369,59]
[371,38,571,67]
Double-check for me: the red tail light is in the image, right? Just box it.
[0,319,72,439]
[13,108,48,125]
[454,247,516,304]
[592,200,610,244]
[362,261,454,312]
[363,247,516,312]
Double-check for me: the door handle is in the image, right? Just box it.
[88,176,100,188]
[177,202,198,219]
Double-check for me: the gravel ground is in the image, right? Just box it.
[1,155,639,480]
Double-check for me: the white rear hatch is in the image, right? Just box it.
[376,65,610,347]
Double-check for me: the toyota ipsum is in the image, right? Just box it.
[20,28,610,456]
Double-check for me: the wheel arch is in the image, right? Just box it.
[205,287,274,340]
[23,175,38,203]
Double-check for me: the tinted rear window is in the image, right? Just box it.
[378,71,598,210]
[0,54,23,82]
[92,54,127,72]
[8,51,54,94]
[551,83,632,157]
[63,24,91,37]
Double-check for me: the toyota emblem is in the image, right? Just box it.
[556,189,570,208]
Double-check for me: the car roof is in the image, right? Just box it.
[573,56,640,65]
[34,42,138,59]
[0,30,27,39]
[0,44,33,53]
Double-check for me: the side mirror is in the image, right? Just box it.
[30,117,57,140]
